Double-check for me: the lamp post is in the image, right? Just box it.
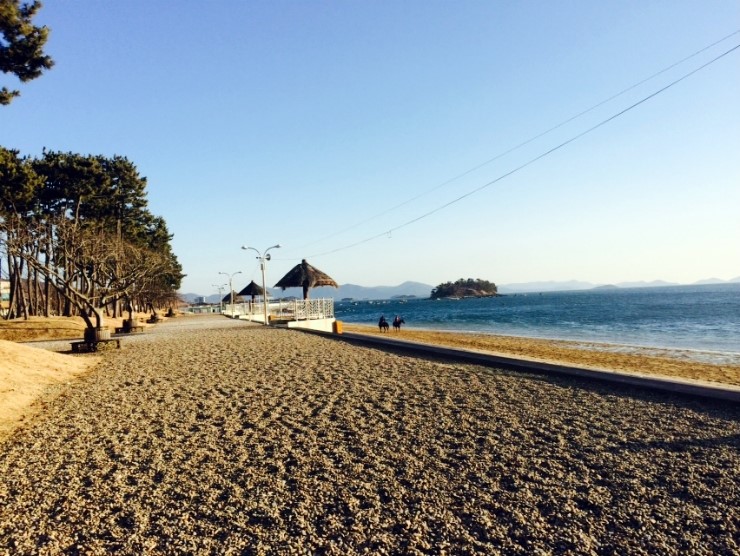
[241,243,281,325]
[218,271,242,316]
[211,283,227,313]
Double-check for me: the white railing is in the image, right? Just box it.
[231,298,334,322]
[287,298,334,321]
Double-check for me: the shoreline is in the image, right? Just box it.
[359,323,740,360]
[342,323,740,387]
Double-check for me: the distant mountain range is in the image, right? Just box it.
[497,279,680,293]
[497,277,740,293]
[181,276,740,302]
[180,281,433,303]
[312,281,432,300]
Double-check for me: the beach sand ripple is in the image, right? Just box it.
[1,316,738,554]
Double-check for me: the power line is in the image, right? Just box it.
[305,42,740,260]
[293,30,740,253]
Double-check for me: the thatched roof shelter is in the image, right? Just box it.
[274,259,338,300]
[238,280,265,301]
[221,291,244,304]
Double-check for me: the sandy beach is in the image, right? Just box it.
[344,324,740,387]
[1,314,739,554]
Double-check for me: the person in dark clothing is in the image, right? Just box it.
[378,315,389,332]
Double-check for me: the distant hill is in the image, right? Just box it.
[499,279,685,293]
[693,278,727,285]
[180,292,209,303]
[309,281,432,300]
[180,281,434,303]
[497,280,595,294]
[181,276,739,302]
[180,292,243,304]
[614,280,680,289]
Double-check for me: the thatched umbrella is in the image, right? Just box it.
[274,259,338,300]
[238,280,265,302]
[221,291,244,304]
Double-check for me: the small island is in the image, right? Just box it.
[430,278,499,299]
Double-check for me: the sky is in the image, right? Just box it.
[2,1,739,295]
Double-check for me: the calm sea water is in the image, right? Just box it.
[335,284,740,363]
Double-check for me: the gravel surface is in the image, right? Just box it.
[1,315,738,555]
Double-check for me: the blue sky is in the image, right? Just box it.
[2,1,739,295]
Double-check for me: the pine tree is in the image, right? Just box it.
[0,0,54,105]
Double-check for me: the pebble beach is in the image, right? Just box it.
[1,315,739,554]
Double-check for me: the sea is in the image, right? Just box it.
[334,283,740,365]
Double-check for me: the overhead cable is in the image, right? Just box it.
[293,30,740,252]
[306,42,740,259]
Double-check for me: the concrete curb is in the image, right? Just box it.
[313,330,740,403]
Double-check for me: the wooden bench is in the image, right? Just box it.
[70,338,121,353]
[114,325,144,333]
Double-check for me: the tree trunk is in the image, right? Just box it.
[63,260,73,317]
[43,242,51,317]
[11,257,28,320]
[29,263,38,316]
[4,252,12,320]
[84,326,110,342]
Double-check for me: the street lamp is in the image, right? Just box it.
[218,271,242,316]
[241,243,281,325]
[211,283,227,313]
